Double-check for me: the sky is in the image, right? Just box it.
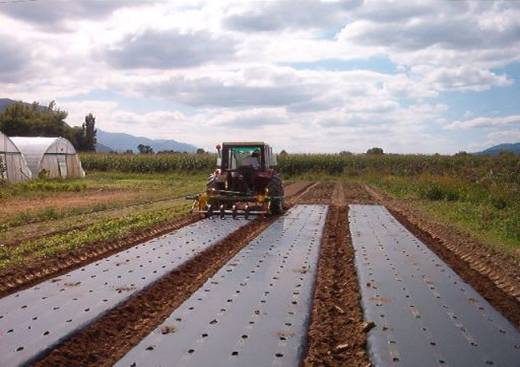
[0,0,519,153]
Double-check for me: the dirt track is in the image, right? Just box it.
[304,182,371,366]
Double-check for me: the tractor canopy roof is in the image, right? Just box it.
[222,142,267,147]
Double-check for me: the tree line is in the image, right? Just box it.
[0,101,97,151]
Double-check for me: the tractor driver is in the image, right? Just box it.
[241,151,260,169]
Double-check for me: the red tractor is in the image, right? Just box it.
[188,142,284,218]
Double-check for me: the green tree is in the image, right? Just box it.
[65,126,85,151]
[366,147,384,155]
[0,101,100,152]
[82,113,97,151]
[196,148,205,154]
[339,150,353,155]
[137,144,154,154]
[0,101,68,137]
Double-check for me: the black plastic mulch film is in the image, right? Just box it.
[0,217,250,367]
[116,205,328,367]
[350,204,520,367]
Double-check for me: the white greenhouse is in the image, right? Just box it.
[0,131,32,183]
[11,137,85,179]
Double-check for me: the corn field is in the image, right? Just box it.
[80,153,215,173]
[81,152,520,184]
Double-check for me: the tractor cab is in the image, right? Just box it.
[217,142,277,171]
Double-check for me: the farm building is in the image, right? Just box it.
[0,131,32,183]
[11,137,85,179]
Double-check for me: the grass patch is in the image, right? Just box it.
[0,202,190,270]
[0,179,87,198]
[0,172,207,229]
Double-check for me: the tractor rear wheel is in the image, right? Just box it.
[268,174,284,215]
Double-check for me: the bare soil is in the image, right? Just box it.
[0,189,139,220]
[365,185,520,330]
[9,179,517,366]
[298,181,336,204]
[304,182,372,366]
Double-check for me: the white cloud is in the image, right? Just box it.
[418,66,511,91]
[103,29,237,69]
[446,115,520,129]
[0,0,148,31]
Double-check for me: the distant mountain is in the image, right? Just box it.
[97,129,197,153]
[95,142,113,152]
[476,143,520,156]
[0,98,18,113]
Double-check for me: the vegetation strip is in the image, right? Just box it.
[1,197,186,248]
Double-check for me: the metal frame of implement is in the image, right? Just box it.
[186,189,283,218]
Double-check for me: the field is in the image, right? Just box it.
[0,153,519,366]
[80,152,520,258]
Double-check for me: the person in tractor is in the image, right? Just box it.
[241,151,260,169]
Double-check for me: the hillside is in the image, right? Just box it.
[476,143,520,156]
[95,142,113,152]
[0,98,24,113]
[97,129,197,153]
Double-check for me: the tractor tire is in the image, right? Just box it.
[268,174,284,215]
